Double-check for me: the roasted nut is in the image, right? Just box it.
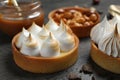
[67,20,75,26]
[84,21,91,27]
[52,7,98,29]
[75,17,86,24]
[69,10,77,13]
[62,12,74,19]
[53,17,60,24]
[90,14,97,22]
[83,15,90,21]
[90,7,96,13]
[54,13,61,20]
[73,11,82,17]
[76,23,83,27]
[74,22,83,27]
[67,20,72,24]
[89,21,94,26]
[62,18,67,23]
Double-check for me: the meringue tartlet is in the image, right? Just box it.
[48,6,100,38]
[90,16,120,74]
[12,20,79,73]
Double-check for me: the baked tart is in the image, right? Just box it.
[12,20,79,73]
[48,6,100,38]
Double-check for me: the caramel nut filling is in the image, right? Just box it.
[52,8,98,27]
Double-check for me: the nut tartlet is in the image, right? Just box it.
[48,6,100,38]
[90,16,120,74]
[12,20,79,73]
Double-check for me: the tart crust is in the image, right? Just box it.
[12,33,79,73]
[48,7,100,38]
[90,41,120,74]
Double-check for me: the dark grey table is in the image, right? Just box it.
[0,0,120,80]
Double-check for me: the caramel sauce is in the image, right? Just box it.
[0,1,44,36]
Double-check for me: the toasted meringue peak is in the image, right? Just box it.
[45,18,59,32]
[38,25,49,40]
[54,20,72,37]
[98,24,120,58]
[20,33,40,56]
[26,34,37,47]
[109,5,120,18]
[54,20,65,35]
[59,20,72,33]
[28,22,42,35]
[40,32,60,57]
[90,16,111,44]
[15,28,29,48]
[56,27,75,52]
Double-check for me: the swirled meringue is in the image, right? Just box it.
[40,32,60,57]
[91,16,120,58]
[28,22,42,35]
[45,18,59,32]
[55,25,75,52]
[90,16,111,44]
[15,28,29,48]
[98,25,120,57]
[20,33,40,56]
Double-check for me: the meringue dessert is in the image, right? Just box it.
[48,6,100,38]
[90,16,120,74]
[109,5,120,18]
[12,20,79,73]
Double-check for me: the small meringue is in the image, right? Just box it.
[28,22,42,35]
[56,20,72,33]
[45,18,59,32]
[55,26,75,52]
[15,28,29,48]
[40,32,60,57]
[38,25,49,40]
[20,33,40,56]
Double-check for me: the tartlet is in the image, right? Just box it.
[48,6,100,38]
[90,16,120,74]
[12,21,79,73]
[91,41,120,74]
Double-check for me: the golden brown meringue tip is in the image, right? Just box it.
[26,33,37,48]
[109,5,120,17]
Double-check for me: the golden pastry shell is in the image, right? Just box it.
[12,33,79,73]
[90,41,120,74]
